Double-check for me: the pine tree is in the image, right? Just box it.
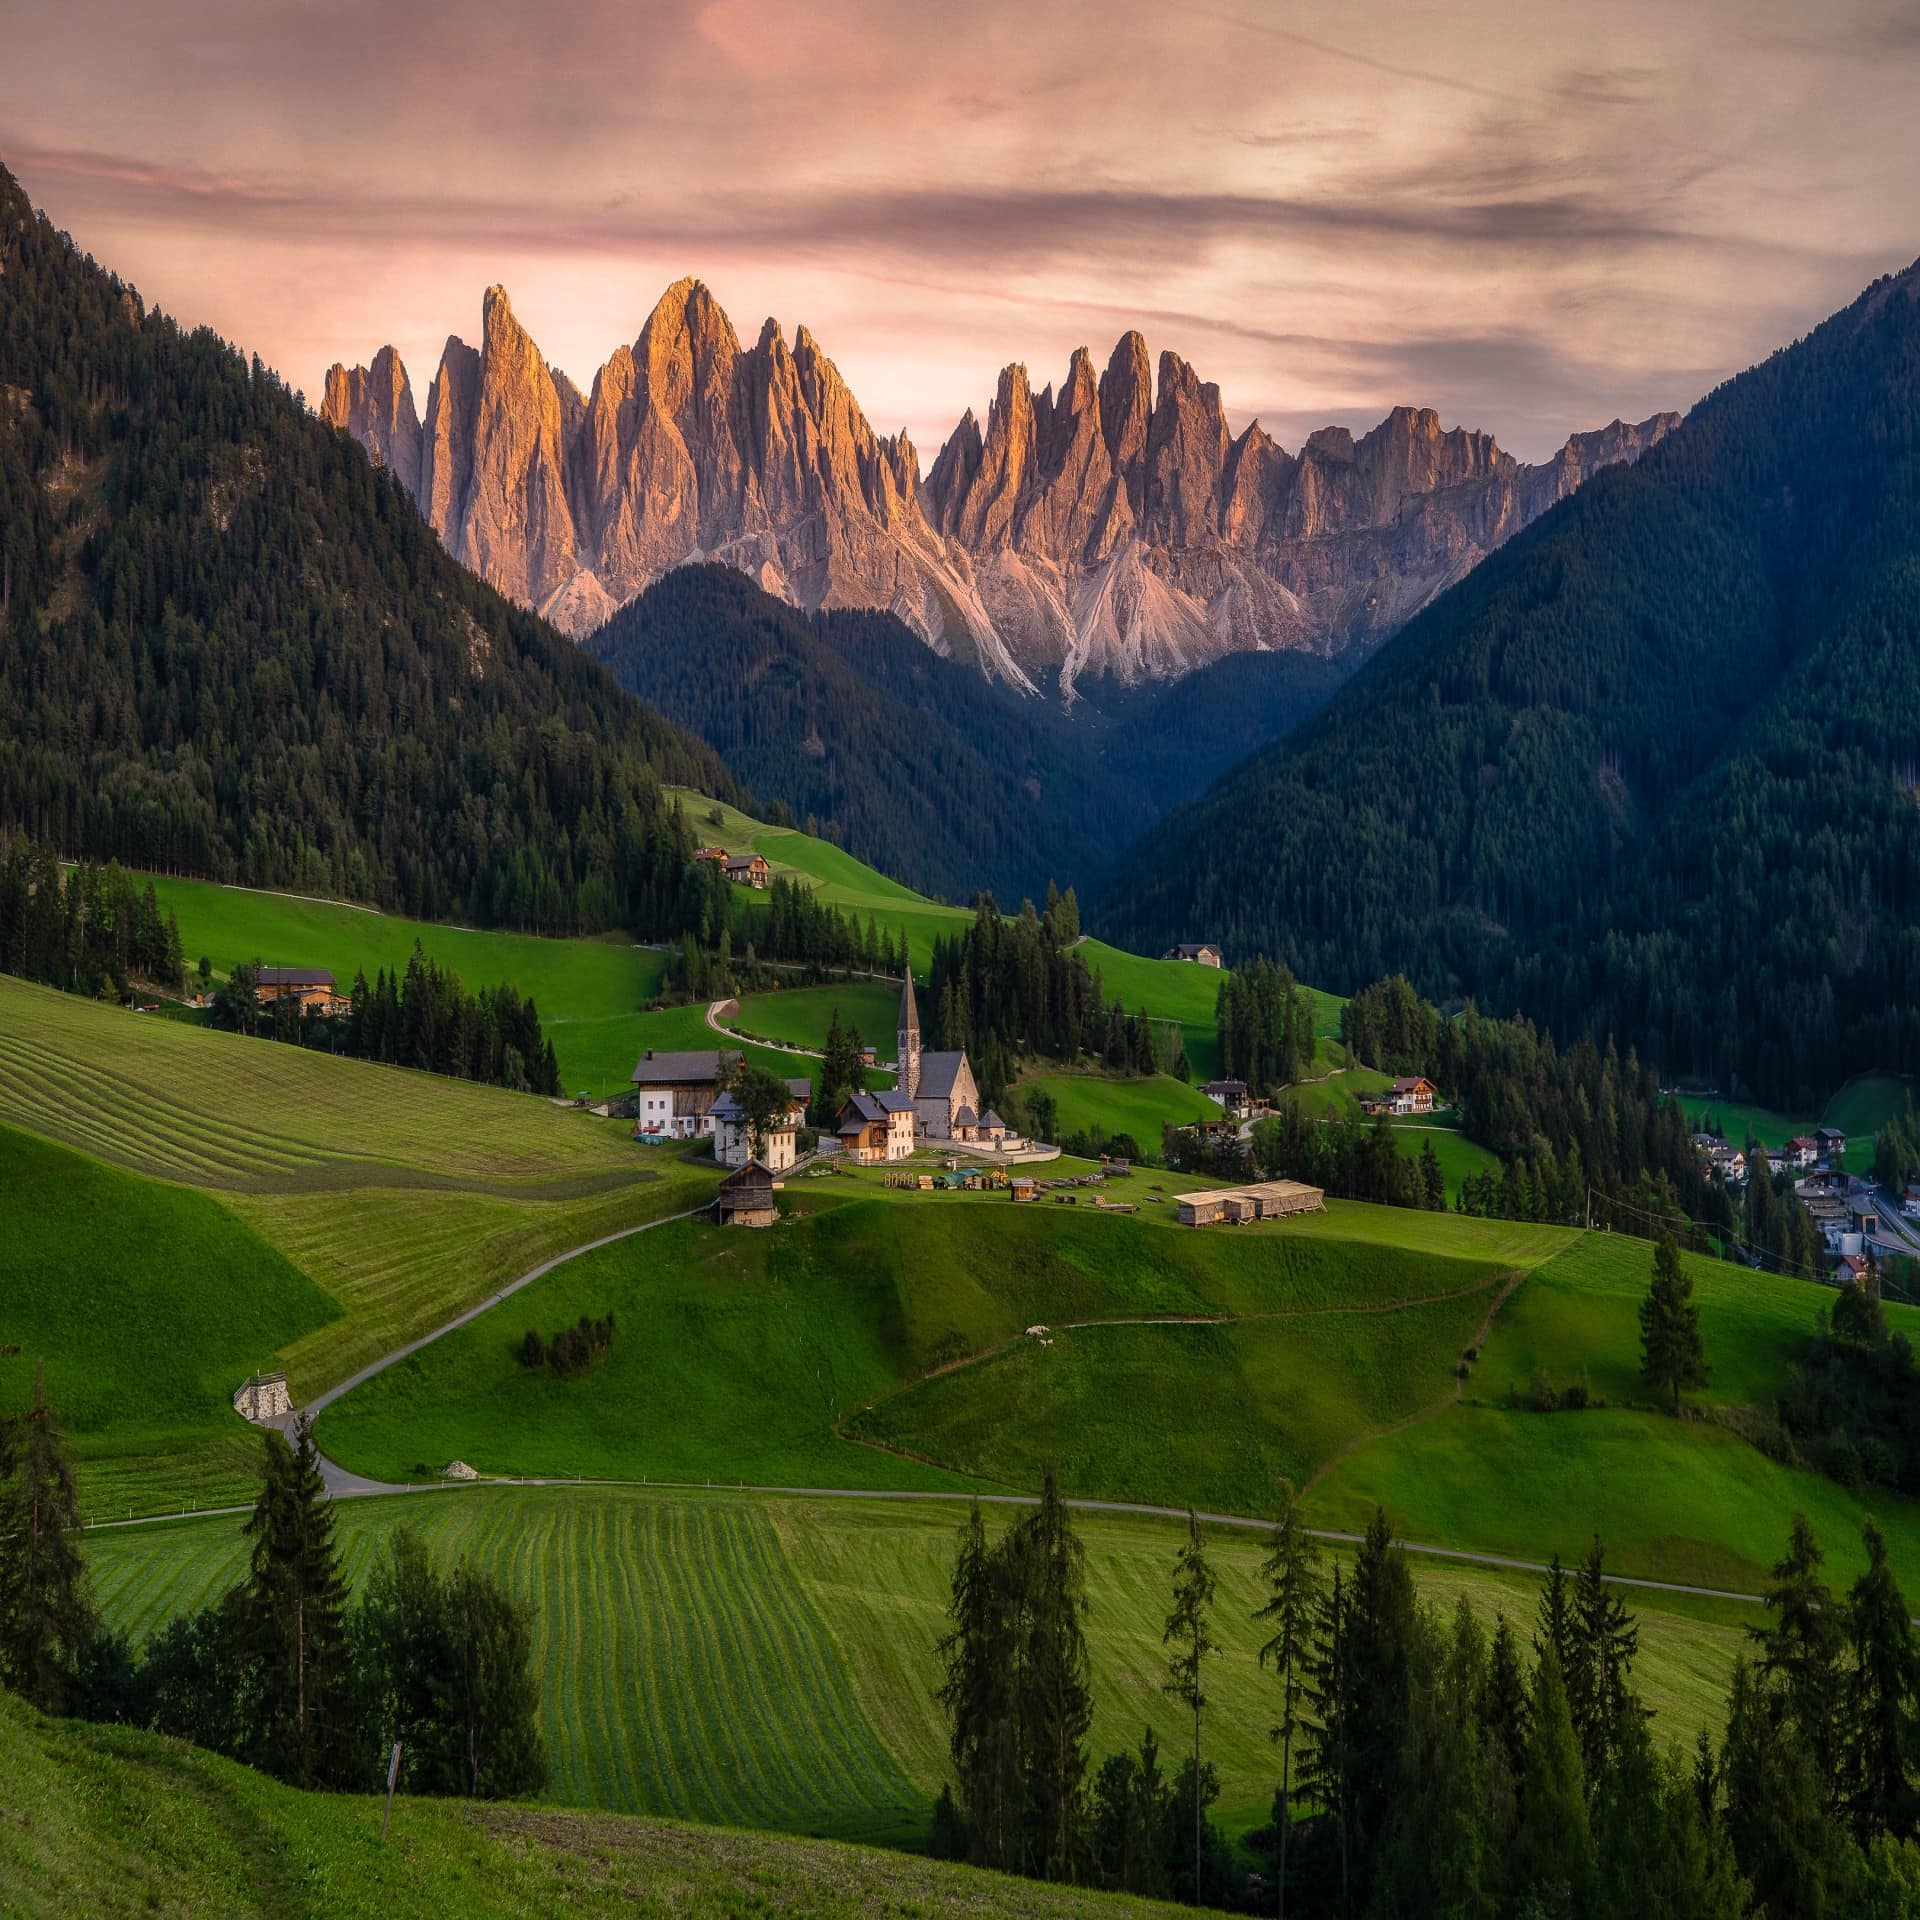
[1012,1466,1093,1881]
[0,1365,95,1712]
[936,1500,1015,1868]
[1839,1516,1920,1843]
[1752,1511,1844,1801]
[1640,1232,1708,1413]
[1513,1644,1596,1913]
[1571,1535,1640,1785]
[241,1416,356,1786]
[1162,1509,1218,1905]
[1253,1478,1323,1919]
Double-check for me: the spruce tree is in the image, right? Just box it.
[1571,1535,1640,1785]
[1340,1507,1418,1909]
[936,1500,1015,1869]
[1752,1511,1844,1800]
[1011,1467,1092,1881]
[1640,1232,1708,1413]
[1162,1509,1218,1905]
[241,1416,356,1786]
[1513,1644,1596,1913]
[0,1365,94,1712]
[1254,1477,1323,1920]
[1839,1516,1920,1843]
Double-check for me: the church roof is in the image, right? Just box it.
[980,1110,1006,1130]
[916,1051,970,1100]
[953,1106,978,1128]
[898,968,919,1037]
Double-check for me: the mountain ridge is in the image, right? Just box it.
[323,283,1678,700]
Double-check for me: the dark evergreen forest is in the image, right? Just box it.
[0,164,733,937]
[1095,260,1920,1111]
[583,563,1156,904]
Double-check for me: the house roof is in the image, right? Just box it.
[1202,1079,1248,1096]
[257,967,335,988]
[631,1048,739,1086]
[1390,1076,1434,1094]
[916,1051,970,1100]
[876,1091,917,1114]
[724,852,766,869]
[1170,942,1217,957]
[710,1092,745,1121]
[785,1078,811,1101]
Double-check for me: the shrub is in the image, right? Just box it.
[518,1329,547,1370]
[1528,1368,1558,1413]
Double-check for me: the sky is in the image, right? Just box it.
[3,0,1917,464]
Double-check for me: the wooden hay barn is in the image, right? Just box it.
[1176,1179,1325,1227]
[717,1160,778,1228]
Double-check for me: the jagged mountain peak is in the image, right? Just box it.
[322,280,1680,700]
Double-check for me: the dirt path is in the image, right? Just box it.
[1301,1266,1529,1496]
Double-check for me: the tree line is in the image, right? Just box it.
[0,162,730,940]
[0,1368,545,1801]
[925,891,1175,1111]
[206,948,564,1097]
[934,1471,1920,1914]
[0,839,185,997]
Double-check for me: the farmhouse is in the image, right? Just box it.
[631,1048,740,1140]
[1176,1179,1325,1227]
[717,1160,778,1227]
[710,1091,798,1172]
[1384,1076,1437,1116]
[1164,942,1222,967]
[1786,1136,1820,1170]
[1202,1078,1250,1116]
[1815,1126,1849,1161]
[233,1371,290,1423]
[723,852,772,889]
[254,967,350,1016]
[837,1089,917,1163]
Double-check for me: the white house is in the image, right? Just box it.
[631,1049,740,1140]
[710,1091,798,1172]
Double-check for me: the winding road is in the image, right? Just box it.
[89,1208,1779,1613]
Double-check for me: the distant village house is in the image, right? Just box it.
[724,852,772,889]
[1164,942,1222,967]
[254,967,350,1016]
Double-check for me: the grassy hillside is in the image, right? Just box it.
[0,1679,1195,1920]
[1017,1070,1221,1144]
[0,1125,337,1515]
[730,980,902,1056]
[145,873,668,1098]
[0,976,716,1508]
[84,1485,1761,1847]
[315,1190,1556,1491]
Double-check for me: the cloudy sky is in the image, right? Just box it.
[3,0,1916,462]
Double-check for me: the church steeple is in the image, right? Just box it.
[897,955,921,1100]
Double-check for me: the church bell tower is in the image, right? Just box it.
[897,961,921,1100]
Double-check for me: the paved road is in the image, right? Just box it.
[267,1204,711,1491]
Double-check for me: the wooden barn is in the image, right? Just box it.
[716,1160,778,1227]
[1176,1179,1325,1227]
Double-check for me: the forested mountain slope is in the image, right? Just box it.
[1095,259,1920,1110]
[0,163,732,934]
[585,564,1156,903]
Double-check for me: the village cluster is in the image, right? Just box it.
[1686,1122,1916,1281]
[631,974,1022,1175]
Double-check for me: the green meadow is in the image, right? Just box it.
[145,872,669,1098]
[83,1484,1765,1847]
[0,976,717,1511]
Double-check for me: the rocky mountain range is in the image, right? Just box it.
[323,282,1678,699]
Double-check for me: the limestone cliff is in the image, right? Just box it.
[324,285,1680,699]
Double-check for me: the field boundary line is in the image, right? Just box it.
[73,1475,1782,1609]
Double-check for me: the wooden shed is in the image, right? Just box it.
[1176,1179,1325,1227]
[717,1160,778,1228]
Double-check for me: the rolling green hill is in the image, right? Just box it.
[0,974,716,1511]
[0,1673,1199,1919]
